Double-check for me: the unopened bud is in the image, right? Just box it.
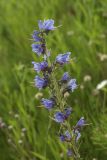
[64,92,70,98]
[35,92,43,99]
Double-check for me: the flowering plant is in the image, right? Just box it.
[31,19,86,159]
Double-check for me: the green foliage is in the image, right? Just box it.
[0,0,107,159]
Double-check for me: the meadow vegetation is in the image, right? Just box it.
[0,0,107,159]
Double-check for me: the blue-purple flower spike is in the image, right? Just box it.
[31,19,86,159]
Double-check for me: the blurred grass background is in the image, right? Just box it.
[0,0,107,159]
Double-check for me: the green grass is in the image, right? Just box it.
[0,0,107,159]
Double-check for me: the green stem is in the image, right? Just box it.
[42,32,80,160]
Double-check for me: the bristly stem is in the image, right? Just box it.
[45,34,80,159]
[31,19,86,159]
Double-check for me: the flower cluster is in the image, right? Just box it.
[31,19,86,158]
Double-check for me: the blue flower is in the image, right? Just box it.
[38,19,55,31]
[60,135,65,142]
[32,61,48,73]
[74,130,81,142]
[41,98,55,109]
[67,149,72,157]
[60,130,71,142]
[32,44,43,56]
[61,72,70,82]
[34,76,48,89]
[76,117,85,127]
[65,130,71,140]
[54,112,65,123]
[32,30,41,42]
[54,108,72,123]
[56,52,71,65]
[64,107,72,119]
[67,79,77,92]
